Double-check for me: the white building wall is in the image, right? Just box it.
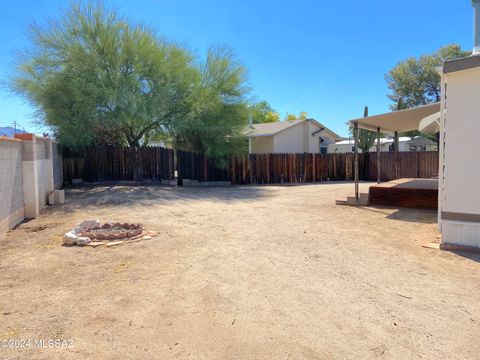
[441,67,480,248]
[251,136,274,153]
[273,123,305,153]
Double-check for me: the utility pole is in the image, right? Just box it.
[13,121,17,134]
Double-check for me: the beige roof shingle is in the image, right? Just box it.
[244,119,342,140]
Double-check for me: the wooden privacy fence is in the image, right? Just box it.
[368,151,439,181]
[176,150,229,184]
[63,146,174,182]
[229,153,368,185]
[63,146,438,185]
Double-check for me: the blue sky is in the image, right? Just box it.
[0,0,473,137]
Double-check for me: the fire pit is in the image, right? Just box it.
[80,222,143,241]
[63,220,156,246]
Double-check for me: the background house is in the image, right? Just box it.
[327,136,437,153]
[245,119,342,154]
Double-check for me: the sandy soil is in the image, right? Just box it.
[0,183,479,360]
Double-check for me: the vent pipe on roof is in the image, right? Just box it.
[473,0,480,55]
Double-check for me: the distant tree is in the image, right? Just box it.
[249,101,279,124]
[285,111,308,121]
[385,44,469,110]
[385,44,469,139]
[9,0,250,162]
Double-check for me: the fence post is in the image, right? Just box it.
[249,154,253,184]
[417,151,421,178]
[376,127,381,183]
[203,154,208,182]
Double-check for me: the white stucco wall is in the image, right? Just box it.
[441,66,480,247]
[273,123,305,153]
[251,136,274,153]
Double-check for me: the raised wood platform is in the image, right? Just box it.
[369,178,438,209]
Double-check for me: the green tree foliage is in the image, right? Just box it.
[171,47,250,162]
[9,1,250,161]
[385,44,469,139]
[385,44,469,110]
[249,101,279,124]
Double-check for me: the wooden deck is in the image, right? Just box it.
[369,178,438,209]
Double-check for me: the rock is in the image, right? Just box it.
[75,237,92,246]
[77,219,100,230]
[63,230,91,246]
[141,236,152,240]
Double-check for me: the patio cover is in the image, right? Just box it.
[418,111,441,134]
[348,102,441,133]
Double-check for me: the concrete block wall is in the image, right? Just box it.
[0,138,25,234]
[52,142,63,189]
[0,134,62,236]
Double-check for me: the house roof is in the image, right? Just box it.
[348,102,441,133]
[245,119,342,140]
[407,136,436,145]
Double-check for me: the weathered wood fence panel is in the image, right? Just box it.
[176,150,229,184]
[63,146,174,182]
[228,153,367,185]
[63,146,438,185]
[368,152,438,182]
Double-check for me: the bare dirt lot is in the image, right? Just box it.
[1,183,479,359]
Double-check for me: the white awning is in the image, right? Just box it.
[348,102,441,133]
[418,111,441,134]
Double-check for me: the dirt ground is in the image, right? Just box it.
[1,183,479,360]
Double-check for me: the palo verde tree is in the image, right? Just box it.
[169,47,250,163]
[9,1,250,160]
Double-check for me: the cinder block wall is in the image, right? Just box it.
[35,137,53,209]
[52,142,63,189]
[1,134,64,236]
[0,138,25,234]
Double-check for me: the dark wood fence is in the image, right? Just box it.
[368,151,439,181]
[63,146,438,185]
[228,152,437,184]
[63,146,174,182]
[229,153,368,185]
[176,150,230,184]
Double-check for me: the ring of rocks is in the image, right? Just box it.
[81,222,143,240]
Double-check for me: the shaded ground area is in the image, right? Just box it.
[1,183,479,359]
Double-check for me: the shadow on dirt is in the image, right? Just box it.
[48,184,273,214]
[357,206,437,224]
